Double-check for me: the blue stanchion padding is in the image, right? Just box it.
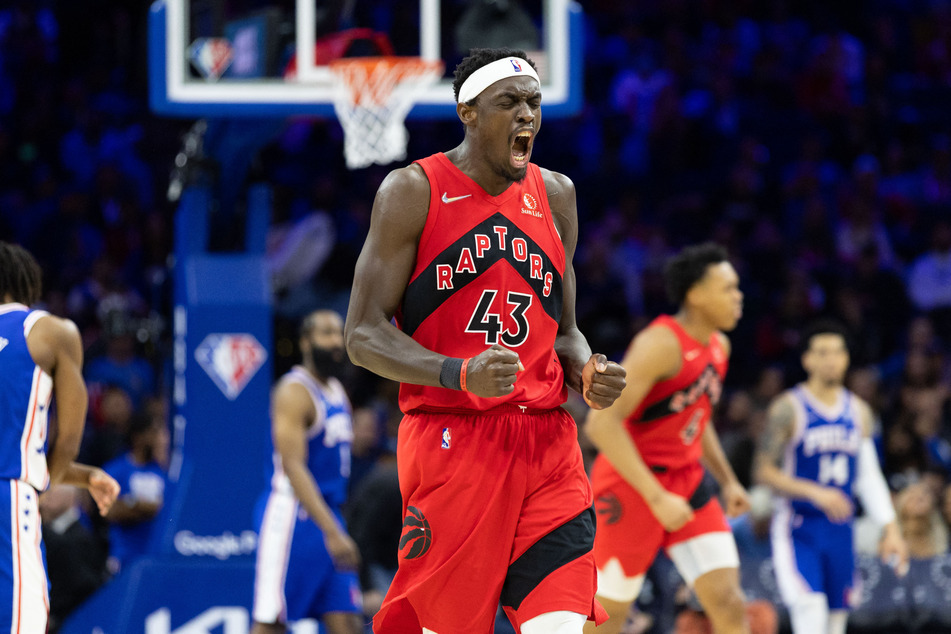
[63,184,275,632]
[60,556,255,633]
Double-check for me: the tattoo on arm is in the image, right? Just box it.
[758,398,795,469]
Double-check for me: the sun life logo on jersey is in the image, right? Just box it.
[194,333,268,400]
[521,192,542,217]
[0,337,7,353]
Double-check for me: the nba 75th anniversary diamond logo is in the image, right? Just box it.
[194,333,267,400]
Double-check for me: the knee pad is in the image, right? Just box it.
[520,610,587,634]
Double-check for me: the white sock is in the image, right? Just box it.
[789,592,829,634]
[828,609,848,634]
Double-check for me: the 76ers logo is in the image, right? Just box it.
[399,506,432,559]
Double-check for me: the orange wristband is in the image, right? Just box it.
[460,357,470,392]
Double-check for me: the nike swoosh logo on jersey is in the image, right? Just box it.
[442,192,472,204]
[684,349,701,361]
[0,337,7,353]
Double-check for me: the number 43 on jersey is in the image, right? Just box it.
[466,289,533,347]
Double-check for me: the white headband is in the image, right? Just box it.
[457,57,540,104]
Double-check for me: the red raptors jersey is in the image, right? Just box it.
[396,153,567,413]
[625,315,727,469]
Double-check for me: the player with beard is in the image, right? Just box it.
[251,310,363,634]
[345,47,626,634]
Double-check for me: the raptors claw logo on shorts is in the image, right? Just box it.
[595,493,623,525]
[399,506,433,559]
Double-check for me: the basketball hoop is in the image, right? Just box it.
[330,56,444,169]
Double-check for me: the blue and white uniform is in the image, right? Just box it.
[771,385,862,610]
[0,303,53,632]
[252,366,360,624]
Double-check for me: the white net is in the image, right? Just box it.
[330,57,444,170]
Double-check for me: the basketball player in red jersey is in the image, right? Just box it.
[345,48,626,634]
[583,243,751,634]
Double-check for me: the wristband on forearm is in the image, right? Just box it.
[460,358,470,392]
[440,357,464,391]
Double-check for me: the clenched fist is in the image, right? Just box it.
[582,353,626,409]
[465,344,524,397]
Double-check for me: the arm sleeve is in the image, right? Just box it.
[854,437,896,526]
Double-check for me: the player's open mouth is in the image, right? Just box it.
[512,130,533,165]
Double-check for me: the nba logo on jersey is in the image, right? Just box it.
[194,333,268,399]
[510,58,523,72]
[442,428,451,449]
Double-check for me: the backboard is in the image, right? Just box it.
[149,0,583,119]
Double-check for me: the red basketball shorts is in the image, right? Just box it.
[590,457,732,580]
[373,407,607,634]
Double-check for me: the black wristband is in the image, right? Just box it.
[439,357,464,391]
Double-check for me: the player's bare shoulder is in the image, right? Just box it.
[628,321,682,381]
[539,167,577,238]
[371,163,432,236]
[638,320,682,353]
[272,373,317,423]
[26,313,82,374]
[766,390,798,434]
[757,390,798,465]
[770,389,797,411]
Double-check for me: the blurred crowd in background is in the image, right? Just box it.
[3,0,951,632]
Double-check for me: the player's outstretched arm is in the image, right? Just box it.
[754,394,853,523]
[271,379,359,571]
[584,326,693,532]
[542,168,625,408]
